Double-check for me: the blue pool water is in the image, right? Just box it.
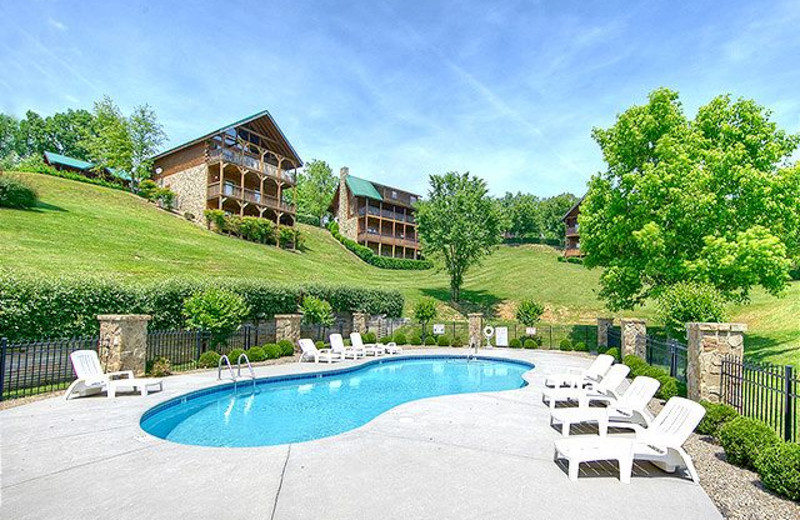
[140,356,532,447]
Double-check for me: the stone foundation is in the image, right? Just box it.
[160,164,208,225]
[97,314,151,376]
[686,322,746,402]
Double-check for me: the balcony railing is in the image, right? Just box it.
[564,247,583,258]
[208,182,295,213]
[566,225,579,236]
[358,230,419,248]
[208,147,296,184]
[358,206,416,224]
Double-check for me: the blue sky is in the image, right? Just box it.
[1,1,799,197]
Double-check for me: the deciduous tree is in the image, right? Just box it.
[294,159,337,223]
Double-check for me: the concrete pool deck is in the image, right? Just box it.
[0,349,722,520]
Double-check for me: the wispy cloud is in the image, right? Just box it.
[48,18,67,31]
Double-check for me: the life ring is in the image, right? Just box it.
[483,325,495,337]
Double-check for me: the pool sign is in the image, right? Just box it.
[433,323,446,335]
[526,327,537,336]
[495,327,509,347]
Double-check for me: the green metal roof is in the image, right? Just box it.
[346,175,383,201]
[44,151,94,171]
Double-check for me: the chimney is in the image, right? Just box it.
[340,166,349,179]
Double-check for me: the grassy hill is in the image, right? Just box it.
[1,172,798,365]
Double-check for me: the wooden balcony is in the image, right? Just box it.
[564,247,583,258]
[358,230,419,249]
[358,206,416,224]
[565,225,579,237]
[208,147,296,185]
[208,182,295,213]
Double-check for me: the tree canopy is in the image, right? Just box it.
[416,172,504,300]
[497,191,578,244]
[580,88,800,310]
[294,159,337,221]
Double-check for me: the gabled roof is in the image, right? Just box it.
[151,109,303,167]
[43,151,131,181]
[561,196,584,222]
[345,175,383,201]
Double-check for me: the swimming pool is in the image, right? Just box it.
[140,355,533,447]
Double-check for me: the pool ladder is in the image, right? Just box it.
[218,353,256,388]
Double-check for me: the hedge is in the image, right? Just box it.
[622,354,681,400]
[719,416,781,469]
[755,442,800,501]
[296,214,321,227]
[0,175,38,209]
[0,273,404,341]
[327,222,433,270]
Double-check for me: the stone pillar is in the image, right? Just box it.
[597,317,614,349]
[468,313,483,350]
[620,318,646,359]
[97,314,151,377]
[275,314,302,350]
[352,312,368,335]
[686,322,746,403]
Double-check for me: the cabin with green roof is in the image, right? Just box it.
[151,110,302,227]
[43,151,130,184]
[329,167,420,259]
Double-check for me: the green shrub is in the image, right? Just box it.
[697,401,739,437]
[183,288,250,348]
[264,344,283,359]
[378,335,391,344]
[559,338,573,351]
[515,299,544,326]
[239,217,275,244]
[509,338,522,348]
[327,221,433,270]
[156,187,176,209]
[362,332,377,344]
[196,350,221,368]
[573,341,588,352]
[437,335,451,347]
[314,340,325,350]
[204,209,227,232]
[299,295,335,328]
[0,175,38,209]
[138,179,160,201]
[719,416,781,469]
[755,442,800,501]
[393,333,407,345]
[278,339,295,356]
[296,214,321,227]
[146,356,172,377]
[228,348,245,362]
[605,347,620,361]
[657,281,727,338]
[523,339,537,349]
[278,226,300,249]
[245,347,266,362]
[424,336,437,346]
[623,354,647,373]
[451,335,464,348]
[408,335,422,346]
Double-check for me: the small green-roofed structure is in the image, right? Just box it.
[345,175,383,201]
[43,151,131,182]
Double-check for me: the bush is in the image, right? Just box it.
[362,332,377,344]
[327,221,433,270]
[559,338,573,351]
[515,299,544,326]
[755,442,800,501]
[278,339,295,356]
[204,209,227,232]
[573,341,588,352]
[314,340,325,350]
[719,416,781,469]
[246,347,266,362]
[196,350,221,368]
[523,339,537,349]
[437,335,451,347]
[299,295,334,327]
[156,187,176,209]
[451,335,464,347]
[409,335,422,346]
[296,214,321,227]
[424,336,437,346]
[657,281,727,338]
[264,344,283,359]
[146,356,172,376]
[239,217,275,244]
[624,354,680,400]
[509,338,522,348]
[138,179,160,201]
[0,175,38,209]
[393,333,407,345]
[604,347,620,361]
[378,335,391,344]
[697,401,739,437]
[183,288,250,348]
[228,348,245,362]
[278,226,301,249]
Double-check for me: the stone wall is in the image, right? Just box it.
[597,317,613,349]
[468,313,483,349]
[620,318,646,358]
[336,166,359,240]
[686,322,746,402]
[97,314,151,377]
[161,163,208,225]
[275,314,302,349]
[352,312,368,335]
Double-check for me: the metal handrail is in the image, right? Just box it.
[217,354,236,381]
[237,353,255,380]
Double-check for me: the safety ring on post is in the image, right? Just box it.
[483,325,495,338]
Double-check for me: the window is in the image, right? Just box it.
[391,190,398,199]
[409,195,417,204]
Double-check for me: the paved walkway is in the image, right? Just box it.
[0,349,722,520]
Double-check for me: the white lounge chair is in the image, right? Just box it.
[384,341,403,355]
[330,333,365,359]
[64,350,162,400]
[545,354,614,388]
[298,338,342,364]
[350,332,384,356]
[542,364,630,410]
[549,376,661,436]
[553,397,706,484]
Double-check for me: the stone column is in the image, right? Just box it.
[275,314,302,350]
[352,312,368,335]
[468,313,483,350]
[97,314,151,377]
[620,318,647,359]
[686,322,746,403]
[597,317,614,349]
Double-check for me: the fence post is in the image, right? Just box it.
[686,322,747,403]
[620,318,647,359]
[785,365,795,442]
[275,314,302,350]
[195,330,203,360]
[597,317,613,349]
[97,314,151,377]
[0,337,6,401]
[468,313,483,349]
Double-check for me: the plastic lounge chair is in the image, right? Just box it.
[384,341,403,355]
[542,364,631,410]
[549,376,660,436]
[553,397,706,484]
[545,354,614,388]
[350,332,384,356]
[330,333,365,359]
[64,350,162,400]
[298,338,342,364]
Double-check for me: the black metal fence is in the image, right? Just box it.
[645,335,688,383]
[721,355,799,442]
[607,327,621,349]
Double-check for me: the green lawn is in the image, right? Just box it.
[1,172,797,366]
